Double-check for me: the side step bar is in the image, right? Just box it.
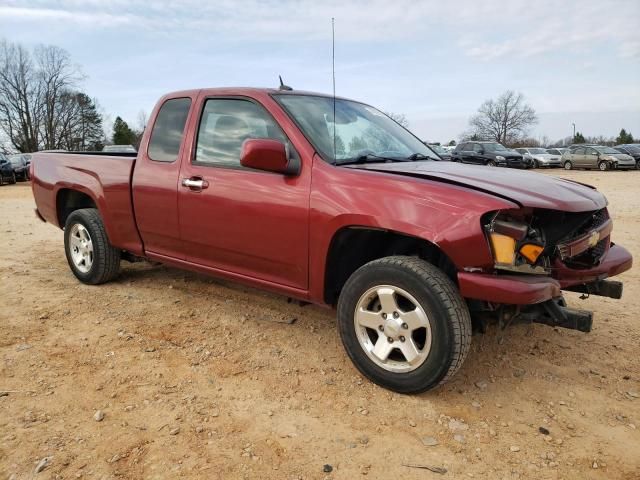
[563,279,623,300]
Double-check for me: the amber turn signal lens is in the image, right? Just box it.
[519,243,544,264]
[489,233,516,265]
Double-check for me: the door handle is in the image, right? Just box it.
[181,177,209,191]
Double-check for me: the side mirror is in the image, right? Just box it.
[240,138,299,176]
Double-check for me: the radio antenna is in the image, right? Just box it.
[332,17,336,162]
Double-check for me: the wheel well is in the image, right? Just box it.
[56,189,97,227]
[323,227,458,305]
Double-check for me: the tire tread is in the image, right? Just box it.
[64,208,120,284]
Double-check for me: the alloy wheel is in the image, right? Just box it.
[68,223,94,273]
[353,285,432,373]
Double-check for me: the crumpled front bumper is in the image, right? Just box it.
[458,244,632,305]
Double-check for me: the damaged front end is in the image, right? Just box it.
[459,206,632,334]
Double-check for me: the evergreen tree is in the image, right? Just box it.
[616,128,634,144]
[75,93,103,150]
[448,140,456,146]
[112,116,136,145]
[573,132,586,144]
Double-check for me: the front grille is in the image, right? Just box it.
[562,208,610,269]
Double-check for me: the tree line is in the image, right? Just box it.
[0,40,104,152]
[1,40,635,154]
[0,40,144,154]
[456,90,635,148]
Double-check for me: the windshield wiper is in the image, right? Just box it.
[407,153,433,161]
[336,153,404,166]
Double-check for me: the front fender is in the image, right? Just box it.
[307,161,517,303]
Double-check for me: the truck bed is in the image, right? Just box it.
[32,152,144,255]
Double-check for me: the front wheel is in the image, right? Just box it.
[337,256,472,394]
[9,173,16,184]
[64,208,121,285]
[563,160,572,170]
[598,161,609,171]
[636,160,640,170]
[487,160,497,167]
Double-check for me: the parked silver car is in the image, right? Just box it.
[515,147,561,168]
[546,148,568,156]
[561,145,635,171]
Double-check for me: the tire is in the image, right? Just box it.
[64,208,121,285]
[9,173,16,184]
[337,256,472,394]
[598,161,608,171]
[487,160,497,167]
[533,160,539,169]
[636,160,640,170]
[563,160,572,170]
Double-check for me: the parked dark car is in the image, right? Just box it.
[452,141,531,168]
[8,154,31,181]
[0,153,17,185]
[614,145,640,169]
[427,144,452,161]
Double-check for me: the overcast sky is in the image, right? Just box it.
[1,0,639,143]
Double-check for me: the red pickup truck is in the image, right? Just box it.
[31,87,632,393]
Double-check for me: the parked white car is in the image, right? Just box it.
[515,148,561,168]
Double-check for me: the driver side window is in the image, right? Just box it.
[194,98,288,167]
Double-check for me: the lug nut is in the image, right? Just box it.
[382,313,387,319]
[399,336,405,342]
[378,325,384,332]
[387,337,393,343]
[401,323,408,329]
[393,312,400,319]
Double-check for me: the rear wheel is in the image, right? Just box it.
[563,160,572,170]
[64,208,121,285]
[337,256,472,394]
[598,161,609,171]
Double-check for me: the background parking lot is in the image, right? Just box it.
[1,170,639,479]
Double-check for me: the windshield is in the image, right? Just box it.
[483,143,508,152]
[529,148,546,154]
[625,146,640,154]
[595,146,619,154]
[274,94,438,164]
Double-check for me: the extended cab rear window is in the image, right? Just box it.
[148,98,191,162]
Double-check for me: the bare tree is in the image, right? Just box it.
[384,111,410,128]
[467,91,537,145]
[35,45,82,149]
[0,40,98,153]
[0,40,41,152]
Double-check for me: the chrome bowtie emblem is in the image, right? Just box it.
[588,231,600,248]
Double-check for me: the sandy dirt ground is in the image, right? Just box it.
[1,170,639,480]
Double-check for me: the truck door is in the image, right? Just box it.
[132,96,194,259]
[177,96,310,290]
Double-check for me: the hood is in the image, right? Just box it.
[500,149,521,156]
[610,153,633,161]
[346,161,606,212]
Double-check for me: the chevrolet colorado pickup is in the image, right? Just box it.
[31,88,632,393]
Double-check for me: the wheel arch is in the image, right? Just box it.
[56,188,99,228]
[323,226,458,305]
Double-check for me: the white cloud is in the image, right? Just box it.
[4,0,637,59]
